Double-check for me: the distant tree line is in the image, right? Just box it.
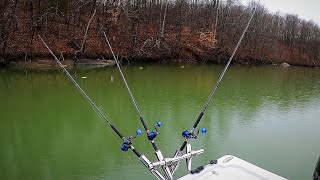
[0,0,319,66]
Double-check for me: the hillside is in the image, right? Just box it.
[1,0,320,67]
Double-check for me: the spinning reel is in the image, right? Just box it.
[121,121,163,151]
[182,128,207,139]
[121,129,142,151]
[148,121,162,141]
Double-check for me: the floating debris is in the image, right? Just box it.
[281,62,290,67]
[111,75,114,82]
[139,67,144,70]
[181,66,185,68]
[82,76,87,79]
[76,59,115,69]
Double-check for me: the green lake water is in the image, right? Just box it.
[0,64,319,180]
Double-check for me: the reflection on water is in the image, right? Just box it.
[0,65,319,180]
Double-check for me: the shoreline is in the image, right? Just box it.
[2,57,319,70]
[4,59,116,70]
[1,1,319,71]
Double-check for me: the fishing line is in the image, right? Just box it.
[103,32,160,150]
[194,7,256,132]
[38,35,143,158]
[103,33,145,123]
[54,53,122,146]
[103,33,174,179]
[173,7,257,163]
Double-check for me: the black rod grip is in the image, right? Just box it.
[132,148,142,158]
[140,116,149,131]
[110,124,124,139]
[152,141,159,151]
[179,140,188,151]
[193,111,204,128]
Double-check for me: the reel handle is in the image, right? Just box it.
[121,129,142,151]
[148,121,162,141]
[182,128,207,139]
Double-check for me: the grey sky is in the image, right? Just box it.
[240,0,320,25]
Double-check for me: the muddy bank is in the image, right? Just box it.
[5,56,319,70]
[7,59,115,70]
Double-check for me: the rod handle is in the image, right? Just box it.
[193,111,204,129]
[110,124,124,139]
[179,141,188,152]
[132,147,142,157]
[140,116,149,132]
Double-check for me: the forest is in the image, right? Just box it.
[1,0,320,67]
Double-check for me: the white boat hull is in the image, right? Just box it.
[178,155,287,180]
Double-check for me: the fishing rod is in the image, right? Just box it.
[103,33,173,179]
[38,35,169,180]
[170,7,256,173]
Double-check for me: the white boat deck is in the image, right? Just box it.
[178,155,287,180]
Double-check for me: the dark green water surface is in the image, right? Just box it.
[1,64,319,180]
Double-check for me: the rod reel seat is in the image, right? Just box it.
[121,129,142,151]
[182,128,207,139]
[147,121,162,141]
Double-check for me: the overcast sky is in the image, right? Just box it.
[240,0,320,25]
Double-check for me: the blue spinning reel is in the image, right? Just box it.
[147,121,162,141]
[121,129,142,151]
[182,128,207,139]
[121,121,163,151]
